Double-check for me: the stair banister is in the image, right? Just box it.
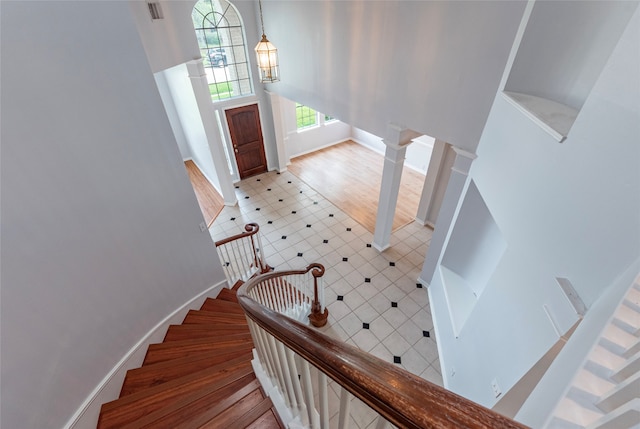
[238,270,530,429]
[214,222,270,285]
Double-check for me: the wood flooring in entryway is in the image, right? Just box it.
[288,140,425,233]
[184,160,225,228]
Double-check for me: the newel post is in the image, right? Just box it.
[308,264,329,327]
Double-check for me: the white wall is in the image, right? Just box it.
[263,0,526,152]
[160,64,223,191]
[279,96,351,159]
[352,127,435,175]
[0,2,227,428]
[154,70,192,159]
[428,4,640,409]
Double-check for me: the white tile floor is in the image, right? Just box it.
[210,170,443,428]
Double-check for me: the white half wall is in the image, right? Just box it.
[1,2,227,428]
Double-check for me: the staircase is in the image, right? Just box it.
[548,280,640,429]
[97,287,283,429]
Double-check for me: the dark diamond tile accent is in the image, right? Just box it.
[329,214,334,217]
[279,199,283,202]
[230,217,236,221]
[255,208,260,211]
[416,283,423,289]
[342,257,348,262]
[346,227,352,232]
[306,224,311,228]
[393,356,402,364]
[297,252,303,257]
[291,211,297,214]
[287,180,292,183]
[277,172,281,175]
[256,178,261,181]
[313,201,318,205]
[364,278,371,283]
[337,295,344,301]
[366,244,372,248]
[281,236,287,239]
[423,331,430,337]
[389,262,396,267]
[391,302,398,308]
[267,188,271,191]
[235,186,239,189]
[300,191,303,194]
[362,323,370,330]
[267,221,273,224]
[224,262,230,266]
[323,239,329,244]
[244,196,250,199]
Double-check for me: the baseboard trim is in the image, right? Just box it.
[289,139,348,160]
[65,280,227,429]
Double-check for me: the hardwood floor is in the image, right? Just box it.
[184,160,225,227]
[288,140,425,233]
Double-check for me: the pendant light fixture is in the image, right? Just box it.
[255,0,279,83]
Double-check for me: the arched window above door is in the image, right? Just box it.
[192,0,253,101]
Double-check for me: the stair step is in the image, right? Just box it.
[624,287,640,313]
[164,323,249,342]
[143,335,253,365]
[246,408,283,429]
[216,288,239,303]
[600,324,638,356]
[587,345,626,376]
[553,396,604,428]
[200,297,245,314]
[611,350,640,383]
[623,336,640,359]
[596,372,640,412]
[182,309,247,325]
[121,352,253,396]
[198,391,272,429]
[120,375,260,429]
[586,398,640,429]
[572,368,616,399]
[98,361,254,428]
[612,303,640,336]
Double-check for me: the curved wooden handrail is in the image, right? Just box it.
[238,271,529,429]
[214,222,260,247]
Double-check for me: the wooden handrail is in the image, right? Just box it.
[238,272,529,429]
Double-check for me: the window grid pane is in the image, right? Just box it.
[193,0,253,102]
[296,103,318,129]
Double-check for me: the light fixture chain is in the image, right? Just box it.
[258,0,265,37]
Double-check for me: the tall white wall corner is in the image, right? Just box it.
[419,147,477,285]
[266,91,289,172]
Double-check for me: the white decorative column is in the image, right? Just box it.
[266,91,288,172]
[415,139,452,228]
[418,147,477,285]
[185,59,237,206]
[372,124,421,252]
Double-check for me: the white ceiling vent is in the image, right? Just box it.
[147,2,164,20]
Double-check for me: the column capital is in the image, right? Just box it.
[383,122,421,149]
[451,147,477,175]
[185,58,206,78]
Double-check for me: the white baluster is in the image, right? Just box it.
[338,388,352,429]
[299,359,318,429]
[318,372,329,429]
[285,348,309,427]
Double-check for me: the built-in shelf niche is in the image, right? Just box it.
[440,181,506,337]
[503,0,638,142]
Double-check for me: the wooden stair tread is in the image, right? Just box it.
[196,388,268,429]
[182,309,247,325]
[246,408,283,429]
[143,335,253,365]
[98,361,253,428]
[164,323,249,342]
[121,352,253,397]
[200,297,245,314]
[120,375,260,429]
[216,288,239,303]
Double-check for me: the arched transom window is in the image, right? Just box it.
[192,0,253,101]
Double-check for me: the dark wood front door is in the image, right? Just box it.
[225,104,268,179]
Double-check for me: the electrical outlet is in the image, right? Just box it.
[491,378,502,398]
[199,222,207,232]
